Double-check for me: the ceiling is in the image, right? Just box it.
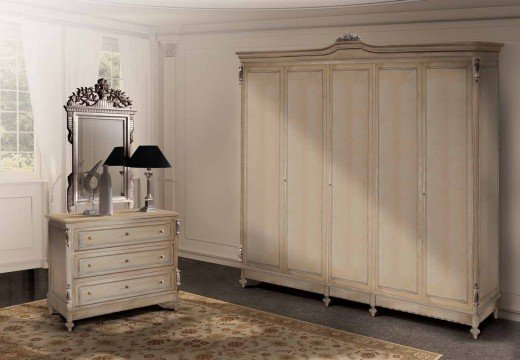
[5,0,520,30]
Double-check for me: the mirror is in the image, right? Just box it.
[65,79,136,213]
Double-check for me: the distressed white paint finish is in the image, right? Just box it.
[286,68,325,277]
[425,66,469,306]
[331,67,371,288]
[245,70,282,269]
[173,20,518,320]
[377,67,419,298]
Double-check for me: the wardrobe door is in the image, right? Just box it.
[376,65,421,300]
[330,66,371,290]
[244,69,283,271]
[425,64,470,309]
[286,66,325,278]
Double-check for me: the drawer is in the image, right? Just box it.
[75,247,173,278]
[75,272,173,306]
[77,222,173,250]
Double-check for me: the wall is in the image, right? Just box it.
[170,18,520,321]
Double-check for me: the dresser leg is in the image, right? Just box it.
[494,305,499,319]
[159,301,177,310]
[369,306,377,317]
[470,325,480,340]
[65,320,74,333]
[48,306,57,315]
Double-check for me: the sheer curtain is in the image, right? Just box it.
[22,20,64,213]
[120,36,152,148]
[64,26,102,97]
[64,26,102,193]
[120,36,152,207]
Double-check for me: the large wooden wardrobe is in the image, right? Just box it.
[237,35,501,339]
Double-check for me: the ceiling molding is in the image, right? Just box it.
[156,5,520,36]
[80,0,423,11]
[0,0,151,37]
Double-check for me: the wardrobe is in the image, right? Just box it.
[237,35,501,339]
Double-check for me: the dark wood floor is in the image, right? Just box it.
[1,258,519,359]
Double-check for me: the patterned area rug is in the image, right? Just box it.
[0,292,441,360]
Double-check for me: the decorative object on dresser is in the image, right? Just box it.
[104,146,127,196]
[98,164,113,216]
[65,78,136,213]
[99,146,127,216]
[128,145,172,212]
[46,210,181,332]
[238,34,501,339]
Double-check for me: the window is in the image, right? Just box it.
[0,22,34,172]
[99,37,122,89]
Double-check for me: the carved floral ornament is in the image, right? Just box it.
[67,78,133,108]
[336,33,362,42]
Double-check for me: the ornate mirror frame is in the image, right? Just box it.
[65,79,136,213]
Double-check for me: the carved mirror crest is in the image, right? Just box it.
[65,78,136,213]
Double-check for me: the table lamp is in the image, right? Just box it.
[128,145,171,212]
[104,146,127,196]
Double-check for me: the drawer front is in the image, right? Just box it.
[76,247,173,278]
[77,222,173,250]
[76,272,173,306]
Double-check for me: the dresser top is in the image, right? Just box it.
[46,209,179,225]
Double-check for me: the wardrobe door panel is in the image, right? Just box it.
[425,66,469,306]
[377,67,420,298]
[287,68,325,277]
[245,70,282,270]
[331,67,371,288]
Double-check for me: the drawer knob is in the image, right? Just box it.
[159,230,164,234]
[125,259,130,263]
[125,232,130,236]
[88,291,92,295]
[125,285,130,289]
[87,264,92,268]
[159,280,164,284]
[160,255,165,259]
[87,236,92,240]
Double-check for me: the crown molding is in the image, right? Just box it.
[155,5,520,36]
[0,1,151,38]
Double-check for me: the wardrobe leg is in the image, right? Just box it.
[239,270,247,288]
[323,297,331,307]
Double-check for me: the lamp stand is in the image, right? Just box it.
[140,168,157,212]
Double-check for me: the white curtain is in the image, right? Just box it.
[64,26,102,191]
[120,36,152,207]
[120,36,152,149]
[22,20,64,214]
[64,26,102,97]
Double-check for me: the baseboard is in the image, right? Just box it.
[179,250,240,268]
[499,292,520,322]
[0,258,47,274]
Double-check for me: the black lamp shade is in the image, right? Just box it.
[104,146,127,166]
[128,145,171,169]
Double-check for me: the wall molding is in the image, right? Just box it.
[0,1,151,38]
[156,5,520,36]
[179,251,240,268]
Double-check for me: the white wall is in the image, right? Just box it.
[170,18,520,321]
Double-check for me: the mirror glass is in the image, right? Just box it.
[77,116,125,200]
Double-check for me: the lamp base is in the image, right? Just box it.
[139,199,157,212]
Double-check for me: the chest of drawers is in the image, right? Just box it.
[46,210,180,331]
